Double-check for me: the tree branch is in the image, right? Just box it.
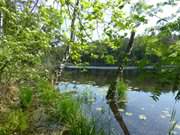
[77,16,93,42]
[126,31,136,55]
[30,0,39,13]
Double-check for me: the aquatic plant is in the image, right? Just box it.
[35,80,105,135]
[68,115,104,135]
[116,80,128,97]
[77,91,95,104]
[52,94,105,135]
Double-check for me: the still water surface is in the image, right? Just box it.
[58,71,180,135]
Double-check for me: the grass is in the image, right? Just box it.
[0,79,105,135]
[116,80,128,97]
[68,115,104,135]
[55,95,104,135]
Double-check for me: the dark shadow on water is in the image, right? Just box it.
[108,99,130,135]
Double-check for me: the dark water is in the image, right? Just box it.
[58,71,180,135]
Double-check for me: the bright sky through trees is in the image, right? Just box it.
[137,0,180,34]
[44,0,179,40]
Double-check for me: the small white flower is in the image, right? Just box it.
[96,107,103,111]
[118,108,125,112]
[139,114,147,120]
[125,112,133,116]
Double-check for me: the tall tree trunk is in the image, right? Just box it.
[55,0,80,83]
[106,31,135,135]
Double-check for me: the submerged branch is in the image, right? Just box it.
[109,100,130,135]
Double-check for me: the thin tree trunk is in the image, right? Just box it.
[55,0,80,83]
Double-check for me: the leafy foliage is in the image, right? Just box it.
[0,0,180,134]
[19,86,33,109]
[0,110,28,135]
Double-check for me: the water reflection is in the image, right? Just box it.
[175,91,180,101]
[58,71,180,135]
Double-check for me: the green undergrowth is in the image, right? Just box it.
[0,79,105,135]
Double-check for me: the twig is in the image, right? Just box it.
[30,0,39,13]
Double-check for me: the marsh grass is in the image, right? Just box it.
[53,93,105,135]
[0,79,105,135]
[68,114,104,135]
[116,80,128,97]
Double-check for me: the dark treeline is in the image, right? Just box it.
[49,29,180,67]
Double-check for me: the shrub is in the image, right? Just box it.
[19,86,33,109]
